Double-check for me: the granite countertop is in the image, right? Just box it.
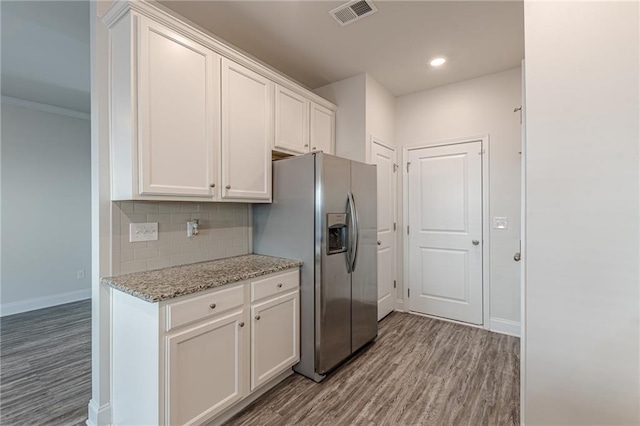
[102,254,302,303]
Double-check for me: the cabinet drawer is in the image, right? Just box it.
[166,284,244,331]
[251,270,299,303]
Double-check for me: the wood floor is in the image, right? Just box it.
[0,300,91,426]
[227,312,520,426]
[0,303,518,426]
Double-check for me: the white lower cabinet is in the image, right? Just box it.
[167,311,245,425]
[110,269,299,426]
[251,291,299,391]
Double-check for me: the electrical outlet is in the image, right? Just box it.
[129,222,159,242]
[77,269,85,280]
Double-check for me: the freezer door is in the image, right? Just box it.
[350,160,378,352]
[316,154,353,374]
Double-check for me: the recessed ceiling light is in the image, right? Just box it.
[430,57,446,67]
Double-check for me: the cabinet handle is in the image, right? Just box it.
[210,183,216,188]
[304,144,309,148]
[209,303,216,309]
[255,315,261,320]
[312,146,316,150]
[239,322,245,327]
[277,283,283,288]
[226,185,231,190]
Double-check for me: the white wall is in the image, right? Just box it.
[523,2,639,424]
[365,74,395,146]
[396,68,522,331]
[1,102,91,314]
[314,74,366,162]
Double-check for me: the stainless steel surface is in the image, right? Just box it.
[252,152,377,382]
[350,160,378,353]
[514,252,521,262]
[317,154,352,375]
[351,192,361,272]
[472,240,480,245]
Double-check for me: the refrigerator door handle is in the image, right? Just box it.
[346,192,356,273]
[349,192,360,272]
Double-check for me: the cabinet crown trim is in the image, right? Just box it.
[102,0,337,112]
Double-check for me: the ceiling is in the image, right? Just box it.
[160,0,524,96]
[1,1,90,112]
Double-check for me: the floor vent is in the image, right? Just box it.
[329,0,377,27]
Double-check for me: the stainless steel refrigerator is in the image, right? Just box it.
[253,152,378,382]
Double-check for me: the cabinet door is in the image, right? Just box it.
[138,17,219,198]
[251,291,299,391]
[310,103,335,154]
[274,85,309,154]
[221,58,273,201]
[166,311,245,425]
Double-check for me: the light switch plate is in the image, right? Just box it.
[493,217,508,229]
[129,222,158,242]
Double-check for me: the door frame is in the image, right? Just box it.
[366,136,399,315]
[402,134,491,328]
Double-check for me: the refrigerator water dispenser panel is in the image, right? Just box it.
[327,213,348,255]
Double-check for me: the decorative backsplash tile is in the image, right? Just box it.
[112,201,250,275]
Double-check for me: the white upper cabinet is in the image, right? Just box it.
[274,85,310,155]
[105,3,336,203]
[310,103,336,154]
[138,17,219,198]
[221,59,273,202]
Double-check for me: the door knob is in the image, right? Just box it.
[377,240,382,246]
[514,252,521,262]
[472,240,480,245]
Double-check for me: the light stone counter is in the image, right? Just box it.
[102,254,302,302]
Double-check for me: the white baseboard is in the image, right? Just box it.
[490,318,521,337]
[86,400,111,426]
[1,288,91,317]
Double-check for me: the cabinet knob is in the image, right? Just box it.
[377,240,382,246]
[304,144,309,147]
[255,315,261,320]
[312,146,316,150]
[226,185,231,190]
[210,183,216,188]
[277,283,283,288]
[239,322,245,327]
[209,303,216,309]
[472,240,480,245]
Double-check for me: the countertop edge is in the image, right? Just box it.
[102,259,302,303]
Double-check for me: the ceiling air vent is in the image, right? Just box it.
[329,0,377,27]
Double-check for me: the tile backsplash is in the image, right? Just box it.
[112,201,250,275]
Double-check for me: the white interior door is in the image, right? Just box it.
[371,140,397,321]
[407,141,483,324]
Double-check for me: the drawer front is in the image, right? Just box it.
[166,284,244,331]
[251,269,299,303]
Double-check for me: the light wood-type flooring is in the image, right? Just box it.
[0,302,518,426]
[226,312,520,426]
[0,300,91,426]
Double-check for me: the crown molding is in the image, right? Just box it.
[1,96,90,120]
[101,0,337,112]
